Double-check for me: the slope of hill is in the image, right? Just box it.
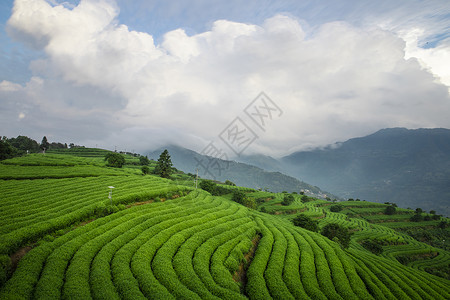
[0,149,449,299]
[282,128,450,216]
[149,145,332,199]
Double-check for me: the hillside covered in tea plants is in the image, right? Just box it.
[0,148,449,299]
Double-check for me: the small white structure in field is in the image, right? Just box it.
[108,186,115,205]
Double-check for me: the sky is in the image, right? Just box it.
[0,0,449,157]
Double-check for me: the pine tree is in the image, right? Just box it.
[40,136,50,151]
[155,149,173,178]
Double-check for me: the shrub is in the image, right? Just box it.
[292,214,319,232]
[199,180,216,194]
[224,180,236,186]
[329,204,343,212]
[139,156,150,165]
[410,214,423,222]
[321,223,353,248]
[281,194,294,206]
[384,205,396,215]
[104,152,125,168]
[231,190,246,205]
[141,166,150,175]
[361,239,383,255]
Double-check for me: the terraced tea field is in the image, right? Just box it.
[0,150,449,299]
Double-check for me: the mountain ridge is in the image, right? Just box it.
[281,127,450,216]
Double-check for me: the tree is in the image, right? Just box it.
[330,204,343,212]
[141,166,150,175]
[40,136,50,151]
[292,214,319,232]
[281,194,294,206]
[199,180,217,194]
[8,136,39,152]
[104,152,125,168]
[0,137,17,160]
[384,205,396,215]
[139,155,150,166]
[231,190,246,205]
[410,214,423,222]
[155,149,173,178]
[321,223,353,248]
[361,239,383,255]
[224,180,236,186]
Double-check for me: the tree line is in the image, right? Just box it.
[0,135,73,160]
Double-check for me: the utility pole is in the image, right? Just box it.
[195,168,198,189]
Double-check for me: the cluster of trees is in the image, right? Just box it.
[410,208,441,222]
[0,135,72,160]
[292,214,353,248]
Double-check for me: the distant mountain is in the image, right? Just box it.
[282,128,450,216]
[147,145,333,199]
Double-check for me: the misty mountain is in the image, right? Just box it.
[147,145,332,199]
[282,128,450,216]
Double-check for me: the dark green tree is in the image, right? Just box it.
[384,205,396,215]
[361,239,383,255]
[199,180,217,194]
[104,152,125,168]
[141,166,150,175]
[281,194,294,206]
[330,204,343,212]
[139,155,150,166]
[8,136,39,152]
[224,180,236,186]
[321,223,353,248]
[0,137,17,160]
[40,136,50,151]
[410,214,423,222]
[292,214,319,232]
[231,190,246,205]
[155,149,173,178]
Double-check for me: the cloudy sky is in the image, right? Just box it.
[1,0,449,157]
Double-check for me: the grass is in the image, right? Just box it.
[0,149,449,299]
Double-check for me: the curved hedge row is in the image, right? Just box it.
[1,185,450,299]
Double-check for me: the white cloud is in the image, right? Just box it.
[3,0,450,156]
[0,80,22,92]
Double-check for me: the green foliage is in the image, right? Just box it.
[199,180,217,194]
[329,204,343,212]
[410,213,424,222]
[40,136,50,151]
[384,205,396,215]
[361,239,383,255]
[8,135,40,153]
[139,155,150,165]
[321,223,353,248]
[0,137,17,161]
[141,166,150,175]
[292,214,319,232]
[1,149,450,299]
[224,180,236,186]
[281,194,294,206]
[301,195,313,203]
[104,152,125,168]
[155,149,173,178]
[231,190,246,205]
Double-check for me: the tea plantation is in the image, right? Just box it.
[0,149,449,299]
